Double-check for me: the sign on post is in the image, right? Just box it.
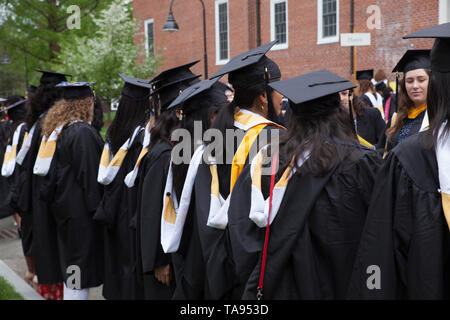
[340,33,371,47]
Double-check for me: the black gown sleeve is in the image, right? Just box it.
[347,150,449,299]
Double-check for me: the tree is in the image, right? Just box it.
[0,0,115,94]
[56,0,161,103]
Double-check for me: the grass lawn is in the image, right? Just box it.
[0,276,24,300]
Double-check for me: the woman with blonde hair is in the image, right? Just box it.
[36,82,104,300]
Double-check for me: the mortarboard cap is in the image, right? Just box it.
[151,61,201,92]
[212,41,278,79]
[403,22,450,73]
[392,50,431,73]
[356,69,374,81]
[156,78,201,111]
[119,74,153,101]
[56,81,95,100]
[36,69,72,86]
[167,78,228,112]
[0,99,27,113]
[269,69,356,105]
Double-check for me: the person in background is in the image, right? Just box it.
[373,69,397,122]
[356,69,385,119]
[0,98,29,283]
[377,50,431,155]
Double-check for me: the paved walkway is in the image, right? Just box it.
[0,216,104,300]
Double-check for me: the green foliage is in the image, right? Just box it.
[0,0,116,95]
[55,0,161,103]
[0,276,24,300]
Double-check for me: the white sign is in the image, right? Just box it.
[340,33,371,47]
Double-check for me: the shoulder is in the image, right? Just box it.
[61,121,103,145]
[390,132,439,192]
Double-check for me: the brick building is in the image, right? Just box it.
[133,0,450,82]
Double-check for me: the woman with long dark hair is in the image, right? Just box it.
[15,70,69,300]
[94,74,153,300]
[36,82,104,300]
[132,62,202,300]
[228,70,381,299]
[348,23,450,299]
[158,78,229,300]
[377,50,431,155]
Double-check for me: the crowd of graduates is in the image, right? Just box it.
[0,22,449,300]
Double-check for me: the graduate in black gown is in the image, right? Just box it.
[36,82,104,300]
[173,41,285,300]
[376,50,431,155]
[347,23,450,300]
[0,96,27,221]
[132,61,201,300]
[227,70,381,300]
[16,70,70,297]
[159,78,228,300]
[94,74,153,300]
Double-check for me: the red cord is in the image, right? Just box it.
[257,151,278,298]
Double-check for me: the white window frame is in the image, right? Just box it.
[270,0,289,50]
[144,18,155,56]
[215,0,230,65]
[439,0,450,24]
[317,0,339,45]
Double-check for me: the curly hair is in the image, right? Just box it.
[26,84,63,127]
[41,97,94,138]
[386,69,430,141]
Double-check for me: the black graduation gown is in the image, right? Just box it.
[135,141,175,300]
[179,125,282,300]
[347,132,450,299]
[228,142,382,299]
[376,110,426,154]
[0,120,12,219]
[17,119,63,284]
[355,106,385,146]
[40,122,104,289]
[94,130,145,300]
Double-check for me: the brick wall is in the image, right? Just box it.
[133,0,440,83]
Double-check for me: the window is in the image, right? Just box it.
[271,0,288,50]
[439,0,450,24]
[215,0,229,65]
[317,0,339,44]
[145,19,155,56]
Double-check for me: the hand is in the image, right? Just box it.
[154,264,171,286]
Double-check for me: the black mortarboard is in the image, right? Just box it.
[356,69,374,81]
[167,78,228,112]
[212,41,279,79]
[151,61,201,92]
[392,50,431,73]
[36,69,72,85]
[403,22,450,73]
[156,78,201,111]
[56,81,95,100]
[0,99,27,113]
[269,69,356,105]
[119,74,153,100]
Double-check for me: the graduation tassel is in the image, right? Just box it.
[395,71,399,102]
